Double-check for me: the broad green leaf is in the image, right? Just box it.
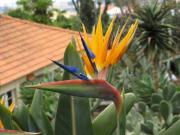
[0,104,13,129]
[92,93,136,135]
[55,42,93,135]
[160,119,180,135]
[55,95,72,135]
[55,41,75,135]
[65,42,93,135]
[30,90,54,135]
[72,97,92,135]
[28,115,39,133]
[160,100,173,124]
[0,129,40,135]
[13,101,29,131]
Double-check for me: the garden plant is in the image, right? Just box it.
[0,11,180,135]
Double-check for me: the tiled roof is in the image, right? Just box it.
[0,15,78,86]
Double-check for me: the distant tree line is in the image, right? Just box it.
[7,0,111,32]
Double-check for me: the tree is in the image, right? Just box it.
[72,0,112,32]
[53,11,82,31]
[113,0,140,15]
[134,1,176,89]
[7,0,53,25]
[72,0,95,32]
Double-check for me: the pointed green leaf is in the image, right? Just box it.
[27,115,39,133]
[54,41,93,135]
[55,42,72,135]
[55,95,72,135]
[160,119,180,135]
[92,93,136,135]
[30,91,54,135]
[13,102,29,131]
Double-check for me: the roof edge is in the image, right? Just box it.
[0,14,79,35]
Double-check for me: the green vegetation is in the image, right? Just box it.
[7,0,82,31]
[1,0,180,135]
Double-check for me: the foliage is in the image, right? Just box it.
[113,0,139,14]
[134,1,175,61]
[7,0,82,31]
[0,91,53,135]
[72,0,95,32]
[108,58,180,134]
[52,14,82,31]
[1,1,180,134]
[0,40,138,135]
[7,0,53,24]
[20,71,60,119]
[131,1,177,90]
[166,1,180,51]
[72,0,111,32]
[27,41,138,135]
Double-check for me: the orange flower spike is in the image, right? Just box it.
[76,36,94,76]
[76,36,83,52]
[90,26,98,63]
[115,21,138,63]
[95,13,103,70]
[83,55,95,77]
[76,16,138,78]
[82,24,91,49]
[112,20,138,64]
[105,20,128,67]
[99,16,116,69]
[111,25,134,64]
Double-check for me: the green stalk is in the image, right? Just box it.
[118,91,126,135]
[116,115,120,135]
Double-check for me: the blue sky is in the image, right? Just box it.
[0,0,70,7]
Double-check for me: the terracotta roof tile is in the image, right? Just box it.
[0,15,79,86]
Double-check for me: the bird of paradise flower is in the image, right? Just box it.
[29,15,138,113]
[52,15,138,80]
[76,15,138,79]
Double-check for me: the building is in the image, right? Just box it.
[0,15,78,106]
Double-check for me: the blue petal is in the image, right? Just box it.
[79,32,98,73]
[65,65,80,73]
[79,32,95,59]
[79,73,89,80]
[51,60,79,73]
[50,59,89,80]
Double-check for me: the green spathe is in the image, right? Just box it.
[27,79,121,112]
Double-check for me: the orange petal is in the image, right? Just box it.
[99,17,116,69]
[95,13,104,70]
[82,24,91,49]
[112,20,138,64]
[105,19,128,66]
